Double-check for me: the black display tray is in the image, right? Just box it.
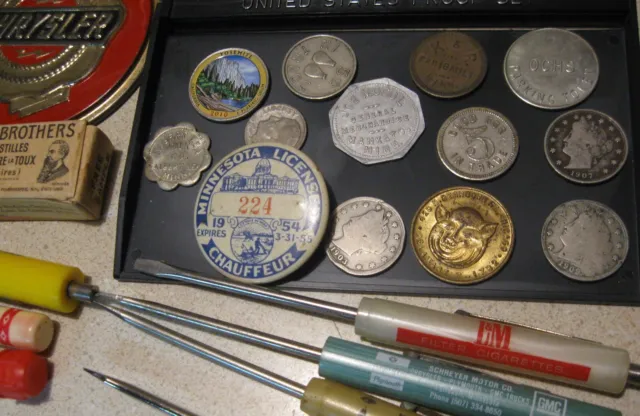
[116,0,640,304]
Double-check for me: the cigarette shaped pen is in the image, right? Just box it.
[0,250,633,411]
[133,258,640,395]
[98,289,619,416]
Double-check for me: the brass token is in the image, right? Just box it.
[410,32,487,99]
[411,187,514,285]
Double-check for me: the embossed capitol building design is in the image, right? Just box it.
[222,158,299,194]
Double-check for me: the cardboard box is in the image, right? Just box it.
[0,121,113,221]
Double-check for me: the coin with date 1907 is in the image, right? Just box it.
[545,109,628,184]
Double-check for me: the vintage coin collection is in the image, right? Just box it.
[138,29,631,287]
[1,1,639,413]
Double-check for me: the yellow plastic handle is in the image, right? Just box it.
[301,378,416,416]
[0,251,85,313]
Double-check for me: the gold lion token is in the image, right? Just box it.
[411,187,514,285]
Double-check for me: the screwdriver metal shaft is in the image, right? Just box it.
[88,289,620,416]
[91,301,417,416]
[133,258,640,395]
[96,302,306,399]
[133,258,358,322]
[94,291,322,362]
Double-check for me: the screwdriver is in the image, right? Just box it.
[95,302,419,416]
[0,250,636,397]
[3,260,616,416]
[106,290,619,416]
[133,258,640,395]
[0,252,415,415]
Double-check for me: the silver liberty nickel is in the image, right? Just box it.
[327,197,405,277]
[437,107,518,181]
[283,34,357,100]
[545,109,628,184]
[542,200,628,282]
[244,104,307,149]
[144,123,212,191]
[504,29,599,110]
[329,78,425,165]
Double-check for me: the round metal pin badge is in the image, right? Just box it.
[194,143,329,284]
[0,0,153,124]
[189,48,269,122]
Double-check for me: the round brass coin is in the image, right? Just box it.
[410,32,488,99]
[411,187,514,285]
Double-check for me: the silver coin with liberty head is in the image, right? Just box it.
[329,78,425,165]
[244,104,307,149]
[545,109,628,184]
[327,197,405,277]
[542,200,628,282]
[504,29,599,110]
[283,34,357,100]
[437,107,518,181]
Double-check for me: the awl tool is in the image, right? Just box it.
[134,258,640,395]
[84,369,198,416]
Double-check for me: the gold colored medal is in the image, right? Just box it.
[411,187,514,285]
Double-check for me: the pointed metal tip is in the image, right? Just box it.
[84,368,107,382]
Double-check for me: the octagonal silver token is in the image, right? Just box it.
[329,78,425,165]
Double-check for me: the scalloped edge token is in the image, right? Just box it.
[144,123,212,191]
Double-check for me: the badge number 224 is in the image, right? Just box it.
[238,196,272,215]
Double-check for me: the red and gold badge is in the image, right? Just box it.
[0,0,152,123]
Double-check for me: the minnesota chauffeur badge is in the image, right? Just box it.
[195,144,329,284]
[0,0,152,123]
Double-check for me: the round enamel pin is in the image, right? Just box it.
[195,143,329,284]
[189,48,269,122]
